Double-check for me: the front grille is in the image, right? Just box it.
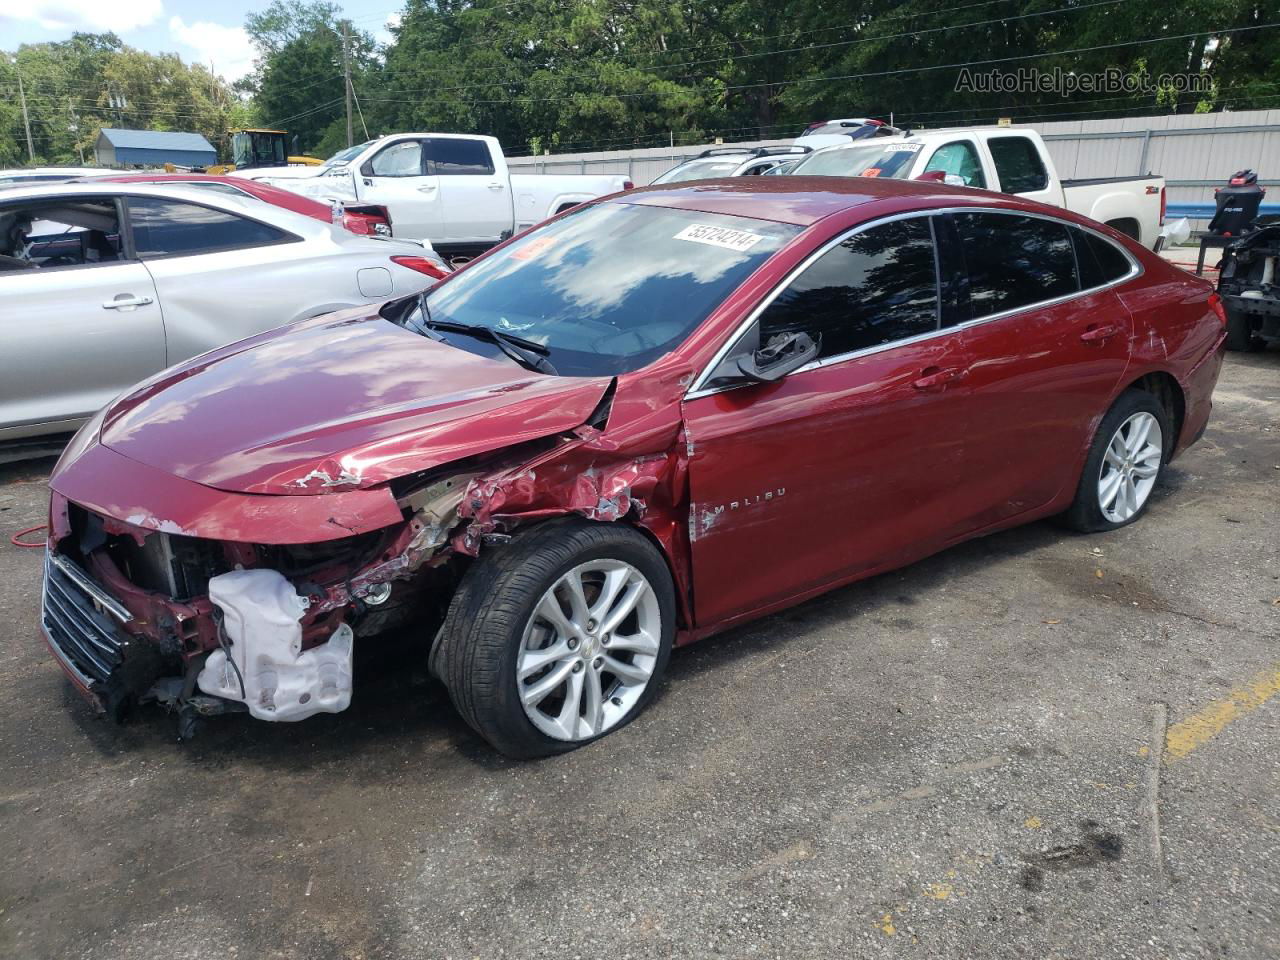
[42,553,128,688]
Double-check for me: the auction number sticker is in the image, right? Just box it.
[674,223,764,252]
[884,143,923,152]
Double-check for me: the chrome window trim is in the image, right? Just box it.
[685,205,1142,401]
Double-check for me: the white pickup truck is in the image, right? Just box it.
[232,133,632,258]
[789,126,1166,249]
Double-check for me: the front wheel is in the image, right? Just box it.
[434,519,675,758]
[1061,391,1169,533]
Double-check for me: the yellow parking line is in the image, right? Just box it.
[1165,666,1280,761]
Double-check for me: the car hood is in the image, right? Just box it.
[96,309,612,496]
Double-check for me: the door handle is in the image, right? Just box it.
[487,182,505,191]
[912,366,965,390]
[1080,323,1120,343]
[102,295,153,310]
[416,185,437,193]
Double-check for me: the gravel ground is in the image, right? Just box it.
[0,350,1277,960]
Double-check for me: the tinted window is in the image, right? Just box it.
[400,204,799,377]
[369,141,425,177]
[429,139,495,176]
[1075,229,1132,287]
[954,212,1077,317]
[988,136,1048,193]
[758,217,939,359]
[923,141,986,188]
[129,198,291,257]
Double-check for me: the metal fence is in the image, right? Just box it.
[507,108,1280,221]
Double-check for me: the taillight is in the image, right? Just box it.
[341,213,372,235]
[1159,185,1167,226]
[1207,292,1228,329]
[390,255,451,280]
[866,119,885,127]
[805,121,824,131]
[622,180,635,190]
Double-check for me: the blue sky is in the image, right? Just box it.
[2,0,404,82]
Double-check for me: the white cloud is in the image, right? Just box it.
[2,0,163,32]
[375,12,401,48]
[168,16,256,83]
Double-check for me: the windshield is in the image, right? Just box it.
[323,142,372,170]
[391,202,799,376]
[651,159,745,184]
[791,143,922,179]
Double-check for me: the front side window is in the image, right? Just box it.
[128,197,292,258]
[791,143,923,179]
[757,217,940,360]
[987,136,1049,194]
[394,203,799,376]
[953,212,1077,317]
[924,141,986,188]
[0,198,122,272]
[369,141,425,178]
[428,139,495,176]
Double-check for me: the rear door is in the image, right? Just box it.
[681,215,975,627]
[983,135,1058,205]
[356,139,444,240]
[125,195,328,362]
[428,137,512,243]
[945,211,1133,526]
[0,196,164,436]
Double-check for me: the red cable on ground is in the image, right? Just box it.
[10,524,47,549]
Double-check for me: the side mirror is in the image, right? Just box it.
[736,331,820,383]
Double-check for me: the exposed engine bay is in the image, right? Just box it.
[1218,224,1280,347]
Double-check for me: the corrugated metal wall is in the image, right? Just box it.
[506,109,1280,218]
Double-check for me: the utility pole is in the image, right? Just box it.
[15,63,35,163]
[342,21,353,148]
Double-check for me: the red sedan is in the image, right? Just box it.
[43,177,1225,755]
[88,173,391,236]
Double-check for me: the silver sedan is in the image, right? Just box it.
[0,182,449,442]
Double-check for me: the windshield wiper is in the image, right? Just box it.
[414,308,557,375]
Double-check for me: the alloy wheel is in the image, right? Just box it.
[1097,411,1163,524]
[517,560,662,741]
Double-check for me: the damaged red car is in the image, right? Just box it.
[42,177,1226,757]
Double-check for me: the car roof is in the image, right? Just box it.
[0,180,328,232]
[617,176,977,226]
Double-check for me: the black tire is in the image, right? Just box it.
[1224,306,1264,352]
[433,519,676,758]
[1060,390,1171,533]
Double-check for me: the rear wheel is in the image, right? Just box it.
[434,519,675,758]
[1224,306,1264,352]
[1062,391,1169,533]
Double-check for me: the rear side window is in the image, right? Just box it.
[758,217,939,359]
[1072,228,1133,288]
[988,137,1049,194]
[129,198,293,257]
[428,139,495,176]
[954,212,1077,317]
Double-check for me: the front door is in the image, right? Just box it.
[428,137,512,244]
[681,215,974,627]
[357,139,445,241]
[0,196,164,435]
